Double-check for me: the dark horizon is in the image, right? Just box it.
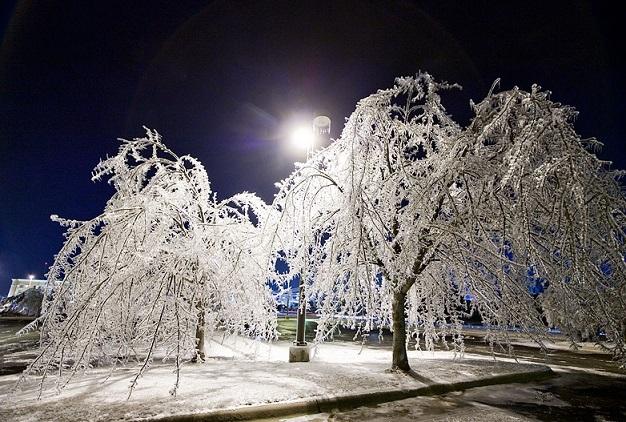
[1,1,625,295]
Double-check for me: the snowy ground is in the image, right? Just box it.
[458,327,614,355]
[284,369,626,422]
[275,336,626,422]
[0,335,547,422]
[0,320,38,376]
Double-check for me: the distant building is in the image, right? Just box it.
[7,278,50,297]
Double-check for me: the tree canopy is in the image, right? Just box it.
[19,129,276,397]
[19,74,626,396]
[271,73,626,370]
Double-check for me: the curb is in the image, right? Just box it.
[147,366,554,421]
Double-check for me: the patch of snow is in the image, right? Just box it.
[0,288,43,318]
[0,336,546,422]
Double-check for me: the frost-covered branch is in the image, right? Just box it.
[271,73,626,371]
[18,129,278,397]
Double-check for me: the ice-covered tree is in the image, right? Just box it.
[19,129,277,397]
[272,74,626,371]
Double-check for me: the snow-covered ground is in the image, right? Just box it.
[287,367,626,421]
[458,327,614,355]
[0,335,547,422]
[0,288,42,318]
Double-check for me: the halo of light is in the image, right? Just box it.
[290,126,314,150]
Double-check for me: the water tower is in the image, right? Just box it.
[312,115,331,137]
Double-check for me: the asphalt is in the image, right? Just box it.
[148,365,554,422]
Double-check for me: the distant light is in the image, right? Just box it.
[290,126,314,151]
[28,274,35,280]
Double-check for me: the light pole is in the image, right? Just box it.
[294,268,308,346]
[288,116,330,362]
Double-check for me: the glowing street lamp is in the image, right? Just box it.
[289,126,315,156]
[288,116,331,363]
[289,116,331,159]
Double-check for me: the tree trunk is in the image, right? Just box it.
[391,290,410,371]
[193,308,206,362]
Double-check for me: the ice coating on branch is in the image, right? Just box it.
[21,129,277,398]
[270,72,626,367]
[19,72,626,396]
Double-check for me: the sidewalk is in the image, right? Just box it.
[0,337,552,422]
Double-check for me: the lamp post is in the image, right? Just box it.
[288,116,331,362]
[294,258,308,346]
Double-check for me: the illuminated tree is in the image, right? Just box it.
[272,74,626,371]
[19,129,277,397]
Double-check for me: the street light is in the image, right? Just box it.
[289,126,314,155]
[289,124,314,354]
[288,116,331,363]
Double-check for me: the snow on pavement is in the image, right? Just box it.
[0,335,547,422]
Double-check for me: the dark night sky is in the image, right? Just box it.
[0,1,624,295]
